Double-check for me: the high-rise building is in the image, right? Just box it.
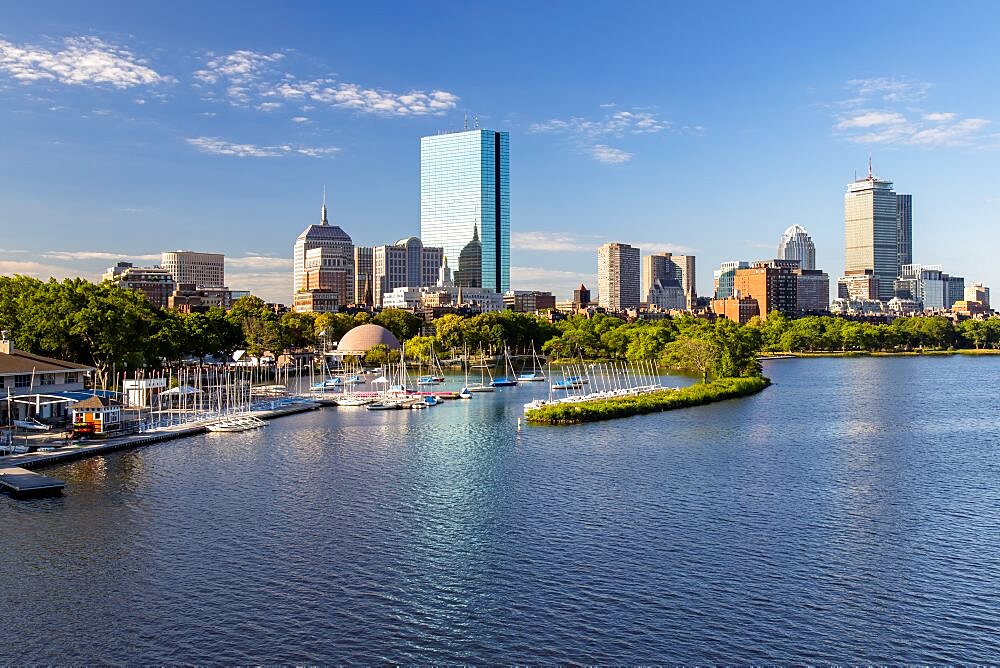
[161,251,225,289]
[844,160,904,300]
[894,264,964,310]
[572,284,592,310]
[965,283,990,310]
[420,128,509,293]
[103,261,176,309]
[643,252,696,309]
[713,261,750,299]
[369,237,444,307]
[597,242,640,311]
[293,194,354,310]
[838,270,881,301]
[778,225,816,270]
[896,194,913,272]
[795,269,830,312]
[353,246,374,306]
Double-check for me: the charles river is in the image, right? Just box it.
[3,356,999,663]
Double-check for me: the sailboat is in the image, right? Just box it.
[491,346,518,387]
[466,344,495,393]
[517,343,547,382]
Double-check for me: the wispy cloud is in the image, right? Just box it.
[226,254,291,270]
[530,109,669,137]
[0,36,173,89]
[511,266,596,298]
[511,231,603,253]
[589,144,632,164]
[186,136,339,158]
[832,77,992,147]
[43,250,160,262]
[194,50,459,116]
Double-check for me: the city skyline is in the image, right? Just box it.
[2,2,1000,303]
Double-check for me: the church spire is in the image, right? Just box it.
[321,186,329,225]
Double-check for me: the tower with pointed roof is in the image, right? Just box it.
[778,224,816,270]
[292,190,355,311]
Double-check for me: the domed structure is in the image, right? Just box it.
[336,324,401,354]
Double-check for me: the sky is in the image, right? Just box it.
[1,0,999,303]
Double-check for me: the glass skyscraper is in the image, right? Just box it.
[420,129,510,293]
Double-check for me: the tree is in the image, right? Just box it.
[227,295,282,357]
[373,308,423,341]
[662,336,718,383]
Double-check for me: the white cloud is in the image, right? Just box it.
[226,271,292,304]
[186,136,339,158]
[530,109,669,137]
[924,112,956,122]
[590,144,632,164]
[0,36,173,89]
[291,116,309,123]
[836,111,907,129]
[511,231,603,253]
[194,50,459,116]
[0,259,97,281]
[43,250,160,262]
[226,255,291,270]
[846,77,931,103]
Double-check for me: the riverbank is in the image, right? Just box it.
[761,348,1000,359]
[525,376,770,425]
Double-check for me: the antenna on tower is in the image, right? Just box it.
[464,112,468,130]
[867,153,873,179]
[474,115,479,129]
[321,185,329,225]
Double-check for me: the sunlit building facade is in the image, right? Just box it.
[597,242,640,311]
[420,129,510,292]
[778,224,816,270]
[844,163,902,300]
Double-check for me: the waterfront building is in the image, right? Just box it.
[293,194,354,311]
[420,128,510,293]
[897,194,913,271]
[572,284,592,310]
[168,283,232,313]
[713,261,750,299]
[643,252,696,309]
[103,261,176,309]
[778,225,816,270]
[0,335,92,423]
[965,283,990,310]
[838,270,881,301]
[504,290,556,313]
[844,160,902,300]
[598,242,641,311]
[895,264,964,310]
[795,269,831,312]
[367,237,444,307]
[711,296,760,324]
[381,284,504,313]
[161,250,225,289]
[732,259,798,319]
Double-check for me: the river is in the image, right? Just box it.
[2,356,998,662]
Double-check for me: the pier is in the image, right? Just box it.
[0,401,319,496]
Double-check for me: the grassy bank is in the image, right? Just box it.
[761,349,1000,359]
[525,376,771,425]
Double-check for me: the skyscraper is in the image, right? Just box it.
[597,242,640,311]
[778,224,816,270]
[293,193,354,309]
[420,128,510,293]
[844,159,899,300]
[366,237,444,307]
[896,194,913,272]
[161,251,225,289]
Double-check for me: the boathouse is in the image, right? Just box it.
[71,395,123,437]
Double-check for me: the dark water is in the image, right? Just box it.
[2,357,999,663]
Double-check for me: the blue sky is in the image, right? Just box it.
[2,1,999,303]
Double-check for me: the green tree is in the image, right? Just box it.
[373,308,423,341]
[662,336,719,383]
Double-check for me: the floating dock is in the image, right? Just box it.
[0,467,66,497]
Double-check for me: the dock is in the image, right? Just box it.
[0,401,319,496]
[0,467,66,497]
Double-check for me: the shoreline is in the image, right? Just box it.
[760,349,1000,359]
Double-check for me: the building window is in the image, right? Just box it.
[40,374,55,386]
[14,375,31,388]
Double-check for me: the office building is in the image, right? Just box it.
[844,160,904,300]
[364,237,444,307]
[293,194,354,310]
[965,283,990,310]
[895,264,965,310]
[712,296,760,324]
[795,269,830,312]
[168,283,233,313]
[504,290,556,313]
[732,259,798,319]
[838,270,881,301]
[597,242,641,311]
[643,252,696,309]
[103,261,176,308]
[778,225,816,270]
[420,128,510,293]
[896,194,913,271]
[161,251,225,289]
[354,246,374,306]
[714,261,750,299]
[572,284,592,310]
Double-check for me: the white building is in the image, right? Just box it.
[161,250,225,289]
[778,224,816,270]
